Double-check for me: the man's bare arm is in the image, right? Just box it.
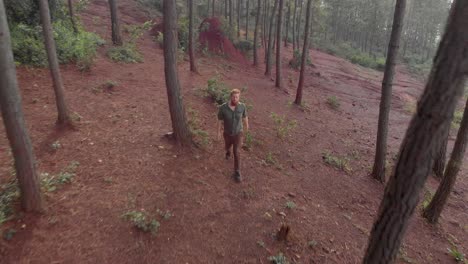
[243,117,249,132]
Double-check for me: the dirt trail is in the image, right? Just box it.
[0,0,466,263]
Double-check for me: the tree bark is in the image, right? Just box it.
[432,132,449,178]
[245,0,249,40]
[225,0,228,17]
[371,0,406,183]
[163,0,193,147]
[188,0,198,73]
[424,98,468,224]
[284,1,290,47]
[237,0,242,38]
[292,0,297,51]
[0,0,43,212]
[67,0,78,33]
[212,0,215,17]
[229,0,233,30]
[294,0,311,105]
[253,0,261,66]
[38,0,71,126]
[363,1,468,262]
[275,0,284,88]
[265,0,278,76]
[296,0,303,50]
[108,0,122,45]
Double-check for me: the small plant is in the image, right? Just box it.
[108,43,143,63]
[452,110,464,130]
[448,246,465,262]
[187,108,211,147]
[270,113,297,139]
[308,240,318,248]
[157,209,172,220]
[422,189,434,210]
[155,32,164,48]
[0,180,19,226]
[326,96,340,110]
[51,141,61,150]
[122,211,160,235]
[265,152,277,166]
[285,201,296,210]
[289,49,311,70]
[257,240,266,248]
[205,75,231,105]
[404,101,417,114]
[322,151,351,172]
[268,252,289,264]
[243,131,254,151]
[40,161,80,192]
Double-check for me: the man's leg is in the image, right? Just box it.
[233,133,242,181]
[223,132,233,159]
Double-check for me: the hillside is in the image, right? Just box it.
[0,0,466,263]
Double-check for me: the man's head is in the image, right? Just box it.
[230,89,241,106]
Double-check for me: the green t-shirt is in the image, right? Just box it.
[217,102,248,135]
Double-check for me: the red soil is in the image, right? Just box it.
[0,0,466,263]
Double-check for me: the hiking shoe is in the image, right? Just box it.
[225,151,231,160]
[234,171,242,182]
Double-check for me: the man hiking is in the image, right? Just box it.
[217,89,249,182]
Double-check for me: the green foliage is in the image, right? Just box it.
[285,201,296,210]
[122,211,160,235]
[0,180,20,226]
[137,0,163,14]
[452,110,464,130]
[234,40,254,55]
[10,20,103,69]
[40,161,79,192]
[422,189,434,210]
[5,0,65,25]
[155,33,164,48]
[318,42,385,71]
[268,252,289,264]
[51,140,61,150]
[448,246,465,262]
[187,108,211,147]
[308,240,318,248]
[177,16,190,51]
[107,43,143,63]
[205,76,232,105]
[270,113,297,139]
[108,21,152,63]
[75,0,91,12]
[243,131,255,151]
[289,49,311,70]
[326,96,340,110]
[322,151,351,172]
[265,152,278,166]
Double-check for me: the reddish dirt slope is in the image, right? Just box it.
[0,0,466,263]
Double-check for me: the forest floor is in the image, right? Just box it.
[0,0,467,263]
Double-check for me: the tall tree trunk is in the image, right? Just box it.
[237,0,242,38]
[245,0,249,40]
[275,0,284,88]
[424,98,468,224]
[188,0,198,73]
[229,0,233,30]
[292,0,297,51]
[363,1,468,262]
[163,0,193,147]
[253,0,261,66]
[294,0,311,105]
[38,0,71,126]
[67,0,78,33]
[0,0,43,212]
[296,0,303,50]
[433,132,449,178]
[371,0,407,183]
[212,0,215,17]
[265,0,278,76]
[225,0,228,17]
[262,0,269,50]
[108,0,122,45]
[284,1,290,47]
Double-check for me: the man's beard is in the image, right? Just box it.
[230,100,238,106]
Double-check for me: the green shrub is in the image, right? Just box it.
[10,20,103,68]
[269,253,289,264]
[270,113,297,139]
[205,76,232,105]
[108,43,143,63]
[234,40,254,54]
[326,96,340,110]
[177,16,190,50]
[122,211,160,235]
[289,49,311,70]
[0,180,19,226]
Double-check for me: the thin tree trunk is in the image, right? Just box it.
[296,0,303,50]
[292,0,297,51]
[371,0,407,183]
[229,0,233,30]
[38,0,71,126]
[237,0,242,38]
[108,0,122,45]
[67,0,78,33]
[245,0,249,40]
[0,0,43,212]
[424,98,468,223]
[253,0,261,66]
[275,0,284,88]
[363,1,468,262]
[189,0,198,73]
[212,0,215,17]
[163,0,193,147]
[294,0,311,105]
[263,0,269,50]
[433,133,449,178]
[284,1,290,47]
[265,0,278,76]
